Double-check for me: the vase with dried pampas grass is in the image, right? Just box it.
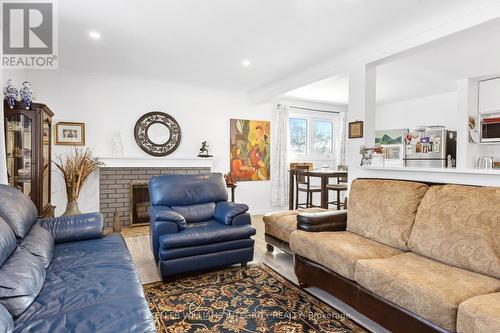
[54,148,102,216]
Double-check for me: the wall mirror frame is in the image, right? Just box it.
[134,111,181,156]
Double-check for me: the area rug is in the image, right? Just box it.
[144,264,367,333]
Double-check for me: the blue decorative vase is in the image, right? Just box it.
[3,79,18,109]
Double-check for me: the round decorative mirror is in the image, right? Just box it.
[147,123,171,145]
[134,112,181,156]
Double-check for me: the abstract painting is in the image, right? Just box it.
[230,119,270,181]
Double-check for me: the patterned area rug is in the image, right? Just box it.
[144,264,367,333]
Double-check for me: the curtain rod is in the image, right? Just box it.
[286,105,340,114]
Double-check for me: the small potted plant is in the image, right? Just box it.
[54,148,102,216]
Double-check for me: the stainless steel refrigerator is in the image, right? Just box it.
[403,128,457,168]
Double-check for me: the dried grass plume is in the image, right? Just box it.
[54,148,102,215]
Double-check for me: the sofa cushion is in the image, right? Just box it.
[13,296,156,333]
[20,224,54,269]
[17,234,146,323]
[171,202,216,222]
[457,292,500,333]
[214,201,249,225]
[0,248,46,318]
[354,252,500,331]
[48,233,132,272]
[263,208,326,243]
[0,217,16,266]
[408,185,500,279]
[347,179,429,250]
[159,219,256,249]
[0,185,38,239]
[0,304,13,333]
[149,173,228,206]
[290,230,403,280]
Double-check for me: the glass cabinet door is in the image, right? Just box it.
[41,117,51,210]
[6,114,33,198]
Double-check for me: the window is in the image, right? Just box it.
[313,120,332,156]
[289,118,308,156]
[288,113,335,161]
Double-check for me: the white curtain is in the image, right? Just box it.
[333,111,347,167]
[271,104,289,207]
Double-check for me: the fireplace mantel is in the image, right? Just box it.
[96,156,214,168]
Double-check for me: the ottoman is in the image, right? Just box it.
[263,208,326,252]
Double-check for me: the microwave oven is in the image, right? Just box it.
[481,113,500,142]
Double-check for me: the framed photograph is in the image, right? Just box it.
[348,121,363,139]
[55,122,85,146]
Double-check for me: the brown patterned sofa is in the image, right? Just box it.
[263,208,326,252]
[291,179,500,333]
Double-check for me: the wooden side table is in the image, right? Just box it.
[226,184,237,202]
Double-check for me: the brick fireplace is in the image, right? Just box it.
[97,157,212,228]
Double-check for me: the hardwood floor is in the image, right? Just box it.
[124,215,388,333]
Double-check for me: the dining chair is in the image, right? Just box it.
[327,165,348,210]
[295,168,321,209]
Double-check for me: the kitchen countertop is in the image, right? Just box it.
[362,166,500,175]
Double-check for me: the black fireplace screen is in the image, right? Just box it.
[130,183,150,226]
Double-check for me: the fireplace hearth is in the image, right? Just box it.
[130,183,150,226]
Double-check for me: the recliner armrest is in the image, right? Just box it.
[150,206,186,230]
[214,201,249,225]
[38,212,103,244]
[297,210,347,232]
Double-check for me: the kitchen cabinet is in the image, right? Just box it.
[478,77,500,114]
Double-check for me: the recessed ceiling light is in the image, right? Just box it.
[242,60,251,67]
[88,31,101,40]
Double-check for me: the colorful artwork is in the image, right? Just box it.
[230,119,270,181]
[375,129,408,145]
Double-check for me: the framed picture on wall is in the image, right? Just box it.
[55,122,85,146]
[230,119,271,181]
[348,121,363,139]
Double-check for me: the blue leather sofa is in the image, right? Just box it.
[149,173,256,279]
[0,184,156,333]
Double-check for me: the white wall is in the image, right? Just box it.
[375,91,459,131]
[3,69,278,215]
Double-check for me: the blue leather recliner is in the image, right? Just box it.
[0,184,156,333]
[149,173,256,279]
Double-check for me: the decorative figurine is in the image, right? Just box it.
[111,131,124,156]
[197,141,213,158]
[3,79,18,109]
[19,81,34,110]
[359,145,372,166]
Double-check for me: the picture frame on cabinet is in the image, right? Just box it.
[55,122,85,146]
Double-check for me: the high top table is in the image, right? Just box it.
[288,169,348,210]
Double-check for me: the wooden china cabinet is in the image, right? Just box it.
[4,100,55,217]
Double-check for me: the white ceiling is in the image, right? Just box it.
[286,17,500,105]
[56,0,498,92]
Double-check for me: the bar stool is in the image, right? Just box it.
[327,165,348,210]
[295,169,322,209]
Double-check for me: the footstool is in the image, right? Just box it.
[263,208,326,253]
